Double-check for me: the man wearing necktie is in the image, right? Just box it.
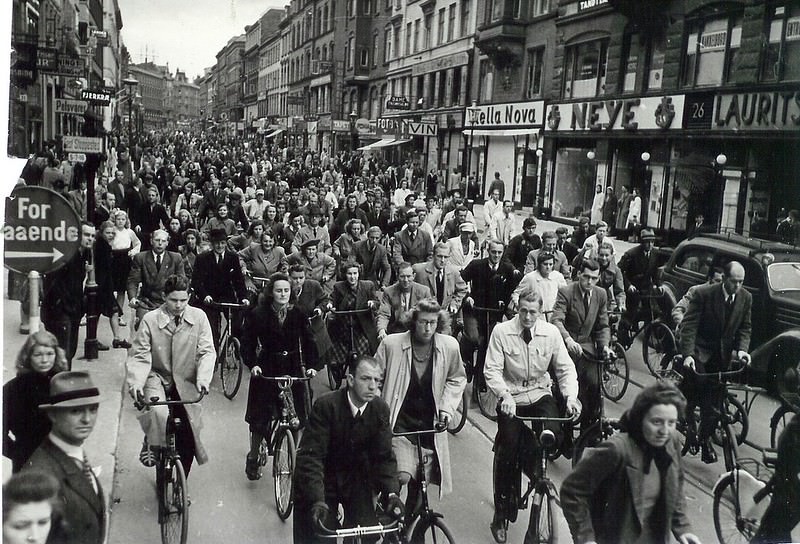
[412,242,468,317]
[24,371,105,544]
[680,261,752,463]
[293,356,403,543]
[552,259,614,432]
[617,229,663,343]
[484,288,581,543]
[377,262,432,339]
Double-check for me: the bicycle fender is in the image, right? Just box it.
[711,470,735,494]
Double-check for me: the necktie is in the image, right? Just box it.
[278,306,287,324]
[355,408,362,420]
[522,328,532,344]
[216,254,221,265]
[175,315,181,329]
[410,232,415,243]
[436,270,444,305]
[156,254,162,272]
[583,291,591,311]
[402,292,409,311]
[82,454,97,494]
[313,227,317,237]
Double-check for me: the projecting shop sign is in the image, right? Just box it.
[54,98,88,115]
[62,136,103,153]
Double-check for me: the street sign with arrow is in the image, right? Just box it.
[3,186,82,274]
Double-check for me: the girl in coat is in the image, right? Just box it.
[561,382,701,544]
[240,273,321,481]
[3,331,68,471]
[328,261,379,367]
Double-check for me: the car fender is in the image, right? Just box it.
[750,328,800,392]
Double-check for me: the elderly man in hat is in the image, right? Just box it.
[24,372,105,544]
[292,204,332,255]
[617,228,663,342]
[191,228,250,349]
[288,238,337,295]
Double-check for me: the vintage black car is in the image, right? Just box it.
[659,233,800,392]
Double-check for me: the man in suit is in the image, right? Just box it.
[353,226,392,289]
[555,227,579,269]
[525,231,571,277]
[617,228,663,342]
[292,205,333,255]
[289,264,333,361]
[127,230,186,329]
[686,213,712,239]
[412,242,467,316]
[24,371,105,544]
[392,210,433,267]
[377,262,431,338]
[552,258,614,431]
[460,240,520,388]
[503,217,542,272]
[488,201,516,246]
[107,170,127,212]
[42,222,97,367]
[67,178,88,220]
[135,185,170,251]
[680,261,752,463]
[191,228,250,348]
[359,190,382,226]
[197,176,228,224]
[292,356,403,543]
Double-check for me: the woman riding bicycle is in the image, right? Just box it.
[240,272,321,481]
[561,382,701,544]
[328,261,380,366]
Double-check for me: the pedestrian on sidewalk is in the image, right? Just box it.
[4,331,69,472]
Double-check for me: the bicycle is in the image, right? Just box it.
[253,373,313,520]
[769,391,799,449]
[447,305,469,436]
[134,390,208,544]
[208,301,249,399]
[393,423,456,543]
[325,305,375,390]
[314,512,401,543]
[462,301,506,422]
[570,350,622,467]
[618,290,676,377]
[601,311,629,402]
[508,414,574,544]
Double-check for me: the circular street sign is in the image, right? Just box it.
[3,186,82,274]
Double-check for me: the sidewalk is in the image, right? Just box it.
[2,295,128,497]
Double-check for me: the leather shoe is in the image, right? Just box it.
[490,520,507,544]
[701,441,718,464]
[113,339,132,349]
[97,342,110,351]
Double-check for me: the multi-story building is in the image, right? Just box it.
[102,0,124,134]
[214,34,245,136]
[243,20,261,133]
[172,69,200,129]
[197,67,216,130]
[258,9,284,136]
[127,61,167,131]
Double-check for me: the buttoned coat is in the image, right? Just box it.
[24,438,106,544]
[411,261,467,311]
[291,278,333,359]
[126,305,216,464]
[392,228,433,266]
[446,236,477,270]
[679,282,752,366]
[617,244,661,292]
[287,252,337,295]
[353,239,392,288]
[374,332,467,497]
[551,282,611,356]
[330,280,380,353]
[376,282,432,333]
[126,250,186,309]
[560,433,693,544]
[238,245,288,290]
[191,250,248,304]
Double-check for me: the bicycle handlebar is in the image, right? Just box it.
[254,374,313,388]
[327,307,374,315]
[134,389,207,410]
[674,355,749,378]
[471,301,506,312]
[513,415,574,423]
[207,301,250,310]
[313,518,400,538]
[393,422,447,437]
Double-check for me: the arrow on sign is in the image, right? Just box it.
[5,248,64,263]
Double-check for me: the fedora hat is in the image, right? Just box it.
[39,371,101,410]
[208,228,228,243]
[640,228,657,241]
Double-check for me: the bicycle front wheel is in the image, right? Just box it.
[572,421,603,468]
[448,390,470,435]
[160,458,188,544]
[526,490,557,544]
[273,427,296,520]
[770,404,791,449]
[220,337,244,400]
[601,342,629,402]
[410,515,457,544]
[713,472,761,544]
[712,395,749,448]
[642,321,676,377]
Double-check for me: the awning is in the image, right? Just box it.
[462,128,542,137]
[357,139,388,151]
[265,128,285,138]
[358,138,411,150]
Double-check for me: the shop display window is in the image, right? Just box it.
[761,3,800,81]
[551,147,597,219]
[682,13,743,87]
[563,39,609,98]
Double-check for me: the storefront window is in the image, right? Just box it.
[762,4,800,81]
[682,14,743,87]
[621,33,641,93]
[552,147,597,219]
[563,39,609,98]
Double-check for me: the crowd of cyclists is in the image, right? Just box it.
[8,128,798,544]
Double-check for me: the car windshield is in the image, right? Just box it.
[767,262,800,292]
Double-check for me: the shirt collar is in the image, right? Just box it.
[346,390,367,417]
[514,315,541,337]
[48,433,84,464]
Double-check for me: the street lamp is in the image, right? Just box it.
[465,100,480,195]
[715,153,728,231]
[122,77,139,145]
[349,109,358,152]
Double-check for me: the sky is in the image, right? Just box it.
[118,0,285,80]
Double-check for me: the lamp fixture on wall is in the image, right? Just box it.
[586,150,596,160]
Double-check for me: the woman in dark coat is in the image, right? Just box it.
[240,272,321,480]
[96,221,129,348]
[561,382,700,544]
[602,186,618,234]
[3,330,68,471]
[327,261,380,367]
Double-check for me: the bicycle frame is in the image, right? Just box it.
[514,415,573,509]
[255,374,313,437]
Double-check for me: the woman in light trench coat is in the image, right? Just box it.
[126,274,216,474]
[374,298,467,499]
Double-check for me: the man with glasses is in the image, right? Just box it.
[552,259,614,431]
